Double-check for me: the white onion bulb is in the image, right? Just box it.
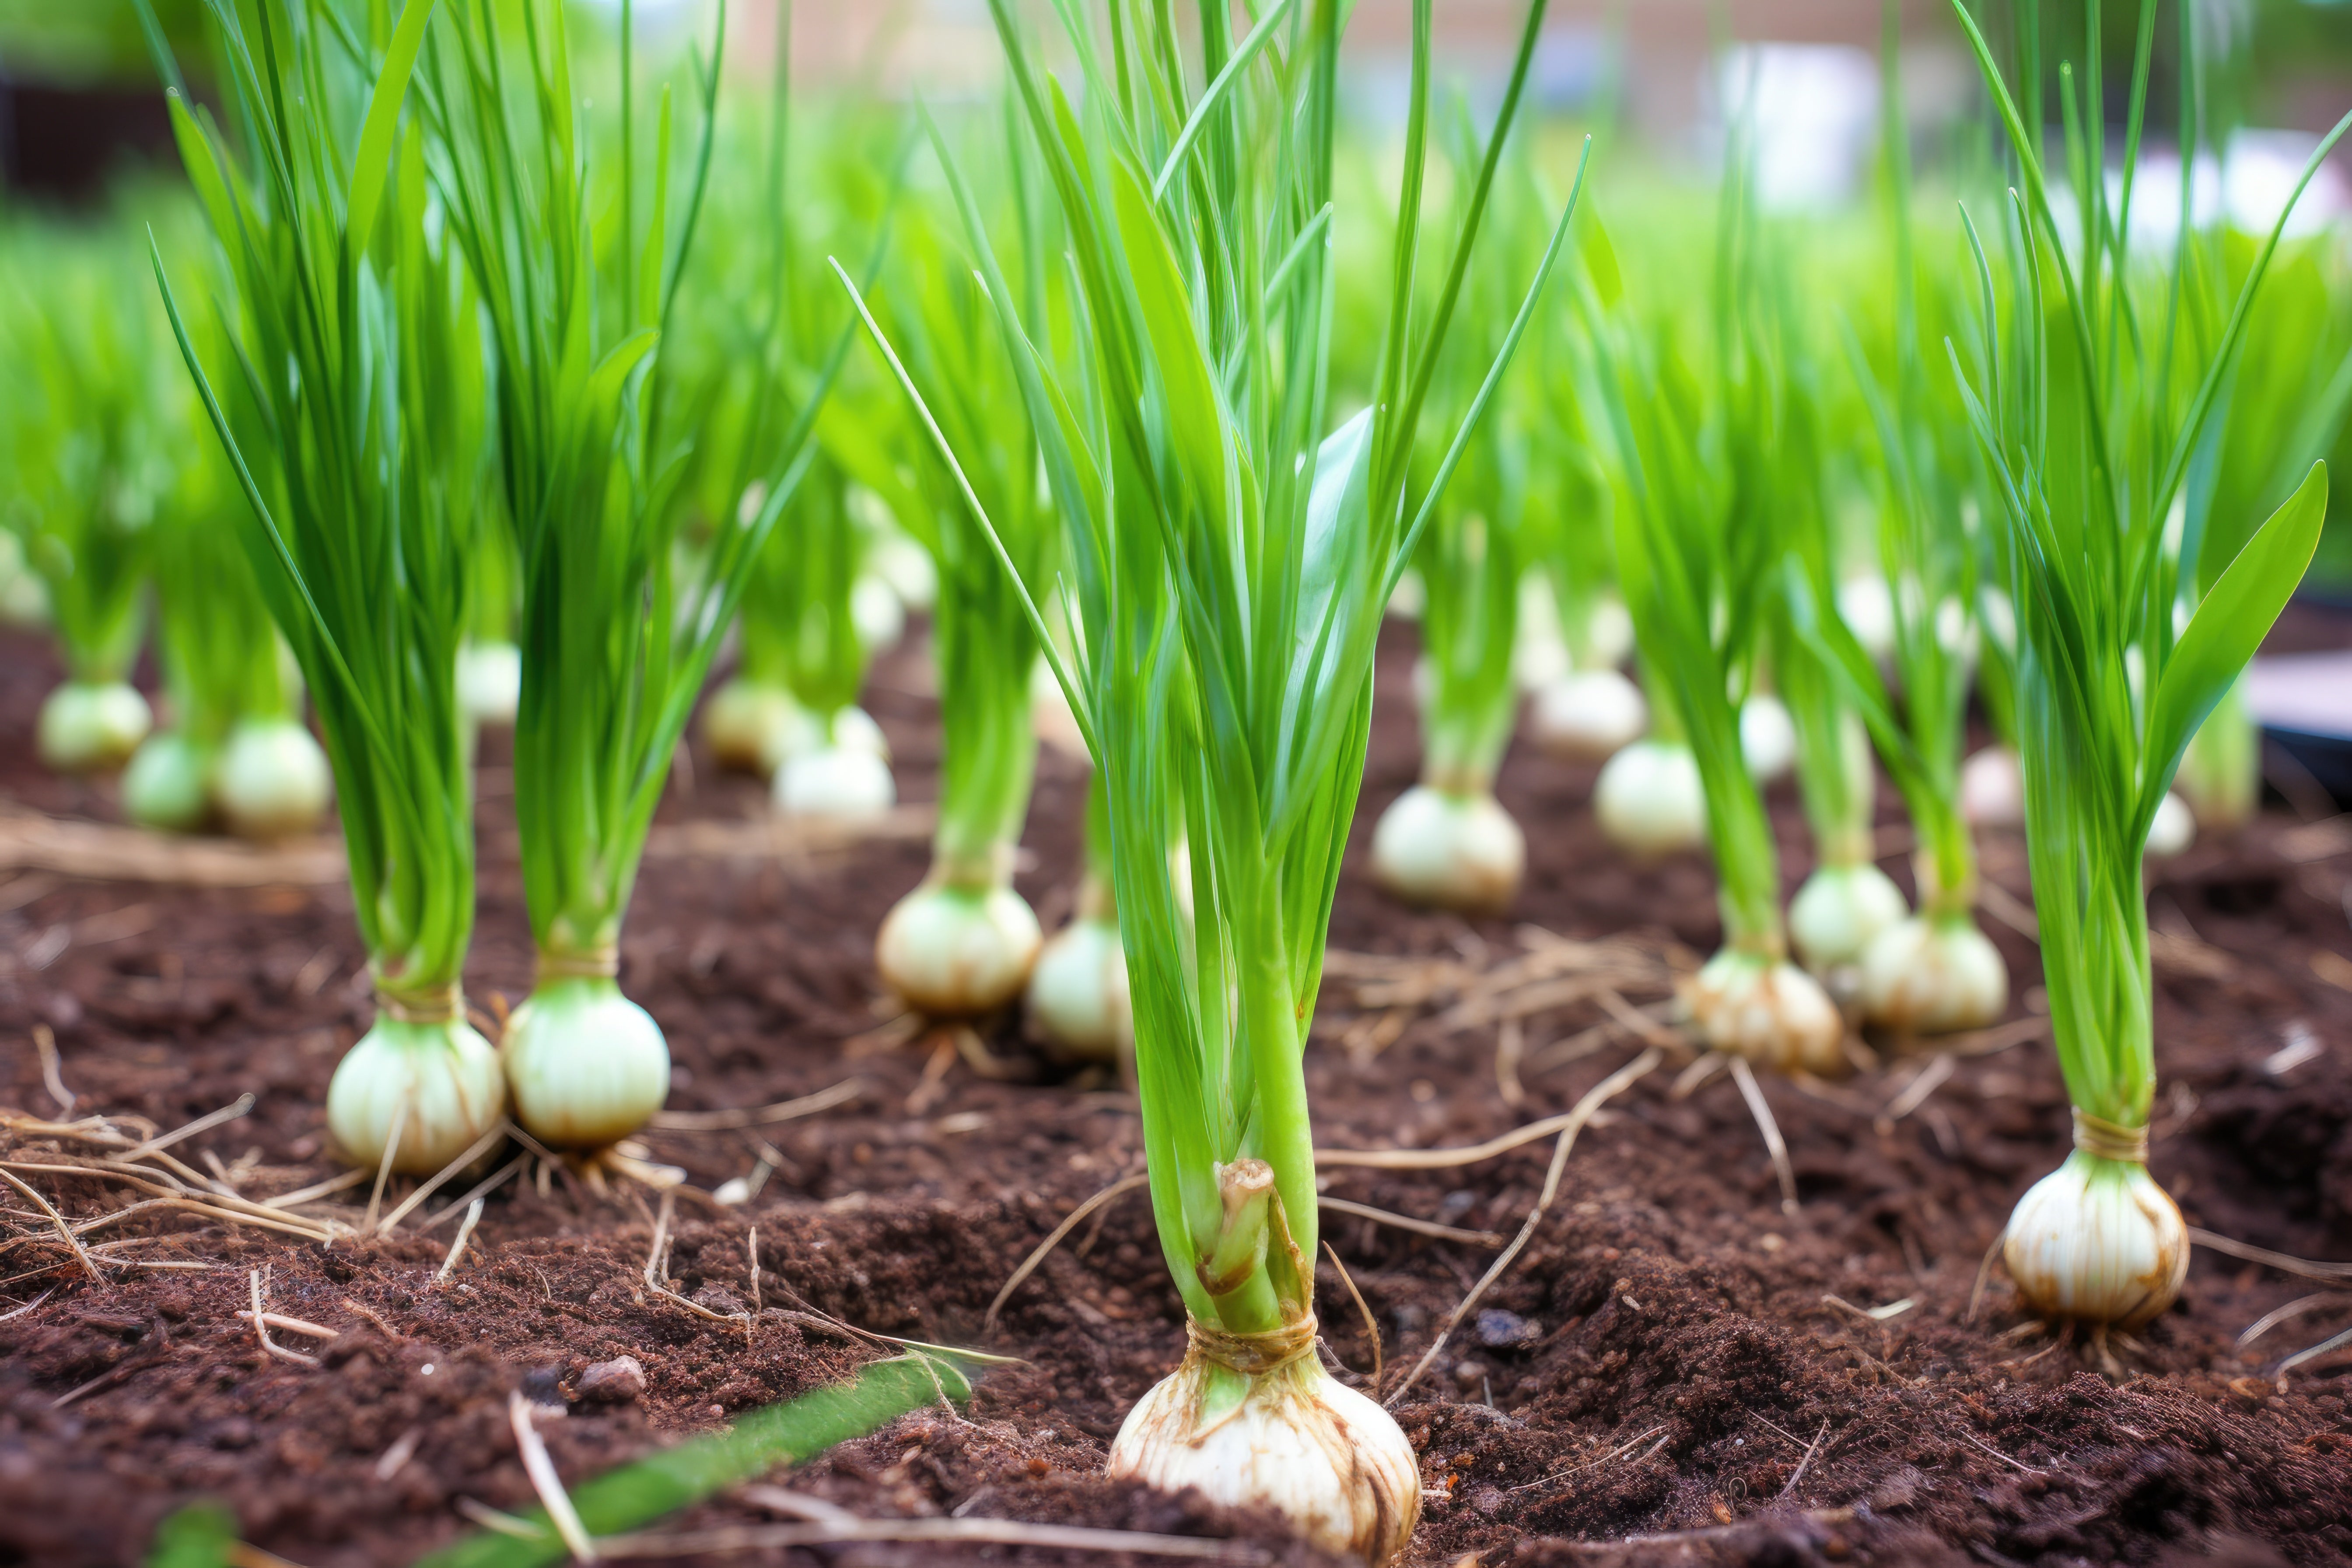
[875,877,1043,1017]
[1739,693,1797,784]
[1109,1348,1420,1567]
[214,718,332,840]
[702,679,818,777]
[1530,668,1647,761]
[1026,906,1130,1060]
[37,680,152,774]
[1595,739,1706,858]
[455,641,522,728]
[868,532,938,612]
[851,574,906,653]
[1684,948,1845,1075]
[1788,861,1909,975]
[2145,791,2195,859]
[775,713,893,819]
[1370,784,1524,913]
[1858,914,2007,1034]
[1583,598,1635,669]
[500,977,671,1149]
[1837,574,1897,665]
[2003,1150,2188,1329]
[1960,745,2024,829]
[327,1015,507,1173]
[122,732,214,832]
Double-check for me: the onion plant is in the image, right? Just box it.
[689,80,898,794]
[1027,775,1131,1060]
[1594,175,1843,1074]
[1522,352,1646,763]
[1789,47,2002,1034]
[845,0,1578,1553]
[143,0,504,1172]
[0,218,162,774]
[127,472,331,841]
[420,0,839,1154]
[844,183,1061,1019]
[1947,0,2343,1326]
[1372,133,1544,914]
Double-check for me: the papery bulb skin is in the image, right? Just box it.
[1370,785,1525,914]
[122,732,214,832]
[1595,740,1707,859]
[702,679,818,777]
[851,574,906,653]
[455,642,522,728]
[876,878,1043,1018]
[1740,694,1798,784]
[1858,914,2008,1034]
[214,718,332,840]
[2003,1151,2188,1329]
[1530,668,1647,761]
[1685,948,1846,1076]
[38,680,152,774]
[776,743,896,819]
[1109,1350,1421,1567]
[2145,791,2196,859]
[1026,910,1130,1061]
[327,1015,507,1173]
[500,976,671,1149]
[1789,862,1909,975]
[1961,746,2024,829]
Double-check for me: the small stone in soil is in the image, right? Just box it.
[577,1356,648,1404]
[1474,1309,1538,1349]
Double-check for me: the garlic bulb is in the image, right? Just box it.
[1594,739,1706,858]
[214,718,333,840]
[2003,1149,2188,1329]
[500,976,672,1149]
[455,641,522,728]
[702,678,818,777]
[1789,861,1909,975]
[1684,948,1845,1075]
[327,1013,507,1173]
[37,679,152,774]
[1960,745,2024,828]
[1530,668,1647,761]
[1109,1340,1420,1567]
[123,732,214,832]
[1026,903,1130,1060]
[1369,785,1525,914]
[1739,693,1797,784]
[1858,914,2007,1034]
[2145,791,2195,859]
[877,877,1044,1017]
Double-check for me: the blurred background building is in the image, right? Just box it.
[5,2,2349,205]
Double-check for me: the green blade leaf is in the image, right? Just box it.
[346,0,440,253]
[2140,461,2327,834]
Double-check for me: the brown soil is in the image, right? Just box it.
[4,610,2352,1568]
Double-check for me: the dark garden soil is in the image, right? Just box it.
[4,609,2352,1568]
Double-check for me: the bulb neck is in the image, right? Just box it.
[1422,760,1494,798]
[931,840,1017,894]
[1076,871,1117,924]
[537,945,621,983]
[2071,1108,2149,1165]
[1183,1310,1321,1378]
[374,980,461,1026]
[1913,848,1977,920]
